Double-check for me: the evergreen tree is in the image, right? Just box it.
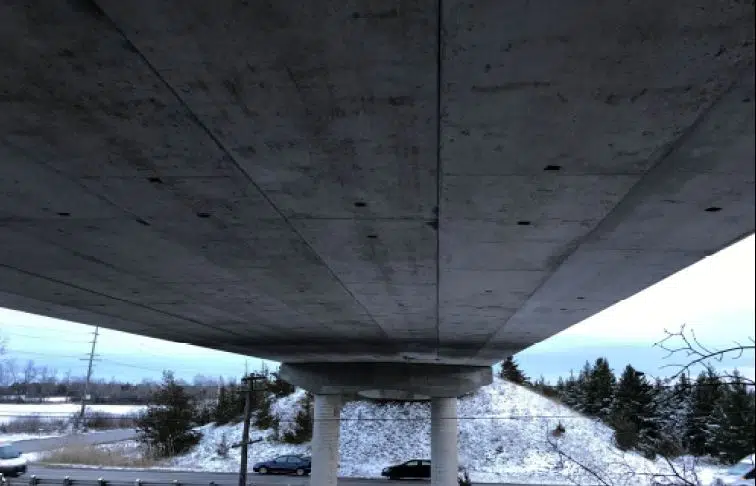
[267,372,296,398]
[532,375,558,398]
[499,356,528,385]
[709,371,756,463]
[559,371,582,410]
[136,371,201,457]
[214,383,229,424]
[549,356,754,462]
[582,358,616,419]
[213,380,245,424]
[687,367,724,456]
[254,390,278,430]
[609,365,656,455]
[648,375,693,457]
[555,376,565,395]
[573,361,593,414]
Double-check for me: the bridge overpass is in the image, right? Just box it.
[1,1,753,484]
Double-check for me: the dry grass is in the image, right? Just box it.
[39,445,159,468]
[81,411,138,430]
[0,416,67,434]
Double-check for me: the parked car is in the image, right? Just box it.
[711,454,755,486]
[252,454,311,476]
[0,443,27,477]
[381,459,431,479]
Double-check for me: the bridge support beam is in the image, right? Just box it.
[431,397,458,486]
[279,362,492,398]
[310,394,342,486]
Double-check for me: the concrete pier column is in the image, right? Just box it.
[310,394,342,486]
[430,397,458,486]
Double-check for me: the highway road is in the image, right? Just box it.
[15,466,537,486]
[12,430,138,453]
[6,435,550,485]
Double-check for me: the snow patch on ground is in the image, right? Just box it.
[270,389,306,438]
[167,422,309,472]
[0,432,62,442]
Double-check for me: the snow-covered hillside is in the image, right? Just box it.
[170,379,675,485]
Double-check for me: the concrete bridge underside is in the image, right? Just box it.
[1,0,753,368]
[1,1,754,484]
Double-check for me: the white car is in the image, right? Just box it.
[0,443,28,478]
[711,454,755,486]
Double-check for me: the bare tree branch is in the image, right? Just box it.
[546,432,613,486]
[655,324,755,385]
[649,455,699,486]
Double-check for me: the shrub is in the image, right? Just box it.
[194,404,213,426]
[0,416,67,434]
[458,467,472,485]
[136,372,201,457]
[40,445,157,468]
[267,373,296,398]
[215,433,230,458]
[254,393,279,430]
[80,411,137,430]
[552,421,566,437]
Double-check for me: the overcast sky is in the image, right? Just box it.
[1,235,754,384]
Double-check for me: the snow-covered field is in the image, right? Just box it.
[0,403,146,424]
[166,379,718,485]
[0,432,62,442]
[0,404,145,442]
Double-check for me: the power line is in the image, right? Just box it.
[5,349,88,360]
[0,331,88,344]
[0,412,585,422]
[4,349,248,375]
[0,322,94,334]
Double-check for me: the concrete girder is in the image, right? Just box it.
[279,362,493,399]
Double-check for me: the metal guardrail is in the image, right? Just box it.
[1,476,241,486]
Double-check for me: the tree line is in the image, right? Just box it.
[0,358,245,404]
[500,356,756,464]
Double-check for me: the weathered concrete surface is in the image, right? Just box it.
[279,363,492,398]
[431,397,459,486]
[0,0,753,365]
[310,394,343,486]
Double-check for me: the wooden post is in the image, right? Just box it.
[238,375,256,486]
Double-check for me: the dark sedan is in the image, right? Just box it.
[252,454,311,476]
[381,459,431,479]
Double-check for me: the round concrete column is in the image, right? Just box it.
[430,397,458,486]
[310,394,342,486]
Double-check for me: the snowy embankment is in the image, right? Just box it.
[168,379,695,485]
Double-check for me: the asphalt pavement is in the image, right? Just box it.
[6,435,542,486]
[11,466,534,486]
[11,430,138,453]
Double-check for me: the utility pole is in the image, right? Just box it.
[239,373,263,486]
[78,326,100,426]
